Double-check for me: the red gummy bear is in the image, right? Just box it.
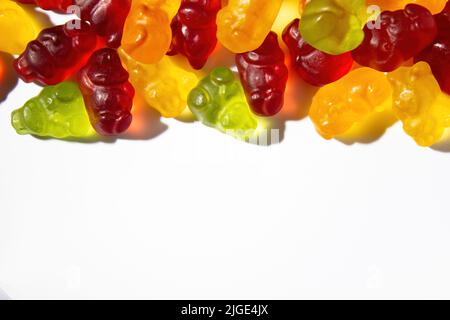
[352,4,437,72]
[416,1,450,95]
[16,0,72,13]
[14,20,99,86]
[74,0,131,48]
[168,0,221,70]
[78,48,135,136]
[236,32,288,117]
[282,19,353,87]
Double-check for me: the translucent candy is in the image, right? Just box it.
[11,82,94,139]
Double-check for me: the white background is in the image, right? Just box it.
[1,2,450,300]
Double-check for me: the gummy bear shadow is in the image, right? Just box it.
[281,71,318,122]
[0,287,10,300]
[0,53,18,103]
[119,99,168,141]
[431,130,450,153]
[336,110,398,145]
[266,71,319,145]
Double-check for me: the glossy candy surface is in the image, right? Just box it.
[300,0,367,55]
[216,0,283,53]
[11,81,93,139]
[416,1,450,95]
[122,0,181,64]
[119,49,198,118]
[236,32,288,117]
[16,0,72,13]
[367,0,447,14]
[75,0,131,48]
[14,20,99,86]
[352,4,438,72]
[388,62,450,147]
[282,19,353,87]
[168,0,221,70]
[309,68,392,139]
[78,48,135,136]
[188,67,259,137]
[0,1,41,55]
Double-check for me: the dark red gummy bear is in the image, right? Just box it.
[415,1,450,95]
[78,48,135,136]
[236,32,288,117]
[74,0,131,48]
[282,19,353,87]
[14,20,99,86]
[16,0,72,13]
[167,0,221,70]
[352,4,437,72]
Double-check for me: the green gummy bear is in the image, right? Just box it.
[12,81,94,139]
[188,67,260,139]
[300,0,366,55]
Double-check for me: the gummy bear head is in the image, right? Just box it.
[178,0,221,27]
[299,0,366,54]
[12,82,91,138]
[84,48,129,86]
[121,0,172,64]
[12,99,46,135]
[388,62,450,146]
[188,67,236,126]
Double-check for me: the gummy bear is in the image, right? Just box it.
[236,32,288,117]
[416,1,450,95]
[299,0,367,55]
[309,68,392,139]
[74,0,131,48]
[188,67,260,138]
[216,0,283,53]
[299,0,307,14]
[78,48,135,136]
[11,81,94,139]
[122,0,181,64]
[367,0,446,14]
[119,49,198,118]
[0,1,41,55]
[16,0,72,13]
[388,62,450,147]
[352,4,438,72]
[168,0,221,70]
[14,20,99,86]
[282,19,353,87]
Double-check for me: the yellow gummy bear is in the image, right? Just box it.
[309,67,393,139]
[0,1,41,54]
[119,48,198,118]
[367,0,446,14]
[122,0,181,64]
[216,0,283,53]
[388,62,450,147]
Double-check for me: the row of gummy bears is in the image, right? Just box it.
[1,0,450,147]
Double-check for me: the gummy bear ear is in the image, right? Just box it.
[55,82,79,102]
[210,67,234,85]
[188,87,210,110]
